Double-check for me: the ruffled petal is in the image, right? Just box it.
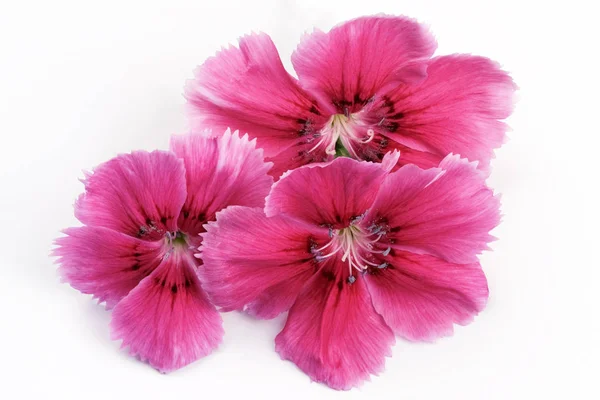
[364,251,488,341]
[110,250,223,373]
[364,55,516,170]
[292,15,436,114]
[170,131,273,240]
[265,157,389,228]
[339,129,442,169]
[75,151,187,240]
[275,260,395,390]
[366,154,501,264]
[200,206,327,319]
[53,226,164,309]
[184,33,330,175]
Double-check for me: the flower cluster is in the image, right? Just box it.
[54,15,514,390]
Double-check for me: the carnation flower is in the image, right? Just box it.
[200,152,500,389]
[185,15,515,178]
[53,131,272,372]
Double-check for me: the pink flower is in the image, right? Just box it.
[185,15,516,178]
[53,131,273,373]
[200,152,500,390]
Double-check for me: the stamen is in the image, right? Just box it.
[314,240,335,252]
[350,213,365,224]
[164,231,187,255]
[368,222,382,233]
[308,135,328,154]
[370,246,391,256]
[306,113,378,157]
[312,222,390,283]
[315,243,343,261]
[163,231,178,260]
[324,138,338,155]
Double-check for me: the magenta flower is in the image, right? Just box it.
[200,152,500,389]
[185,15,515,178]
[53,131,273,373]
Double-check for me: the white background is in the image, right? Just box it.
[1,0,597,398]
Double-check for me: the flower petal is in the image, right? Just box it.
[364,250,488,341]
[75,151,187,240]
[53,226,164,309]
[366,154,501,264]
[263,139,329,180]
[369,55,516,170]
[170,131,273,240]
[265,157,389,228]
[292,15,436,114]
[184,33,330,175]
[275,261,395,390]
[200,206,327,319]
[110,250,223,373]
[391,143,442,170]
[340,129,442,169]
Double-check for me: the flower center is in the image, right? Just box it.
[311,223,390,284]
[309,113,374,157]
[164,231,190,255]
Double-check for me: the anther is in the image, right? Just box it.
[347,275,356,284]
[369,224,383,235]
[350,213,365,224]
[313,223,391,277]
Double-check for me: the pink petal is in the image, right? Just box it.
[265,157,389,228]
[200,206,327,319]
[75,151,187,240]
[391,142,443,170]
[275,261,395,390]
[344,131,441,169]
[110,250,223,373]
[292,15,436,114]
[372,55,516,170]
[364,250,488,341]
[379,149,401,172]
[263,139,330,180]
[184,33,330,175]
[366,154,501,264]
[170,131,273,240]
[53,226,164,309]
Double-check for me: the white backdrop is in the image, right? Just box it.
[1,0,597,399]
